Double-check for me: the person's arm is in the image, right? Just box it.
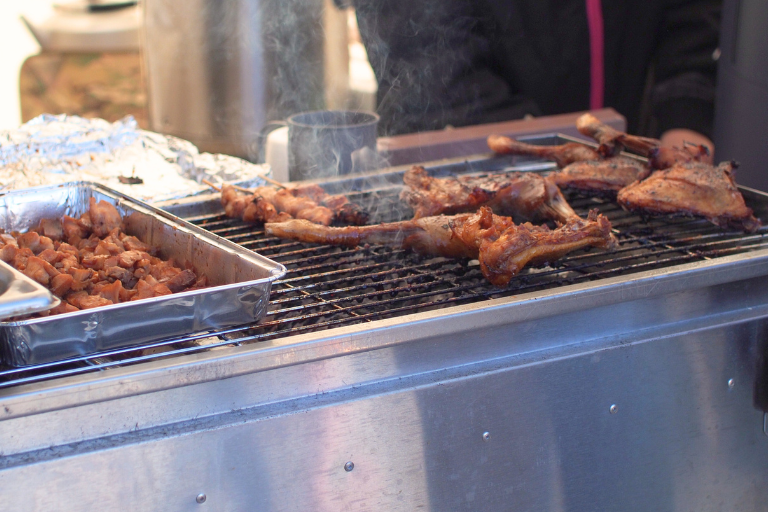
[652,0,721,141]
[353,0,539,135]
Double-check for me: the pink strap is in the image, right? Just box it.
[585,0,605,109]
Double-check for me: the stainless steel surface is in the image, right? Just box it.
[0,182,285,366]
[0,261,59,320]
[0,274,767,510]
[1,141,768,510]
[142,0,327,158]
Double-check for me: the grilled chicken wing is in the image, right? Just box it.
[488,135,600,167]
[617,161,761,232]
[221,184,369,226]
[551,156,651,196]
[266,207,616,286]
[400,166,577,223]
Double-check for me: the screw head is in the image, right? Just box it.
[344,461,354,472]
[196,493,207,504]
[482,431,491,442]
[728,378,735,388]
[609,404,618,414]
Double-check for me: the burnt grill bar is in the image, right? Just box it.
[1,148,767,389]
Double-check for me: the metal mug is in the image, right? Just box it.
[260,110,380,182]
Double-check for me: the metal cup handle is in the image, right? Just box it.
[252,121,289,164]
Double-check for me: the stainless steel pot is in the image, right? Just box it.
[142,0,340,159]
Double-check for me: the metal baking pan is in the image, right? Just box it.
[0,260,59,320]
[0,182,286,366]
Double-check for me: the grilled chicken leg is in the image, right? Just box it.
[576,113,661,157]
[266,207,616,286]
[400,166,578,223]
[617,161,761,232]
[487,135,600,167]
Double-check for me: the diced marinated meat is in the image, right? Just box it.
[47,301,80,315]
[50,273,74,297]
[37,249,61,265]
[17,232,55,254]
[0,244,18,263]
[67,292,113,310]
[166,269,197,293]
[38,218,64,241]
[88,198,122,237]
[117,250,145,268]
[68,268,94,292]
[12,247,35,270]
[62,215,88,241]
[120,235,152,253]
[23,256,59,285]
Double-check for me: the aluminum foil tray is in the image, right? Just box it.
[0,182,286,366]
[0,260,59,320]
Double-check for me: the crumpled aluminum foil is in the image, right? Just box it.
[0,114,269,202]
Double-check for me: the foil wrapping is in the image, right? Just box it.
[0,114,269,202]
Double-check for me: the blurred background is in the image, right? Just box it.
[1,0,378,157]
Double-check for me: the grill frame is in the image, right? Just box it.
[1,134,768,390]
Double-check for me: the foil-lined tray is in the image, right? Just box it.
[0,182,286,366]
[0,114,270,203]
[0,260,59,321]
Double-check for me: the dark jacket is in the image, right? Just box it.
[352,0,720,138]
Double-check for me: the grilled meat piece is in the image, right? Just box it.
[576,113,660,157]
[479,209,616,286]
[266,207,616,286]
[221,184,369,226]
[88,197,122,237]
[648,144,711,170]
[488,135,600,168]
[617,161,761,232]
[400,166,578,223]
[551,156,651,196]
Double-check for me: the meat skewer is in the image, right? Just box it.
[617,161,761,232]
[487,135,600,168]
[400,166,578,223]
[219,183,369,226]
[265,207,616,286]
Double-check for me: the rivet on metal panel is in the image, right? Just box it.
[196,493,207,504]
[482,432,491,442]
[728,378,735,389]
[609,404,618,414]
[344,461,355,472]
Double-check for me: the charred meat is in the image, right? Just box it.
[221,184,369,226]
[400,166,578,223]
[551,156,651,196]
[617,161,761,232]
[265,207,616,286]
[576,113,661,158]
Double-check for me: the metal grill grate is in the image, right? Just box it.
[2,178,767,389]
